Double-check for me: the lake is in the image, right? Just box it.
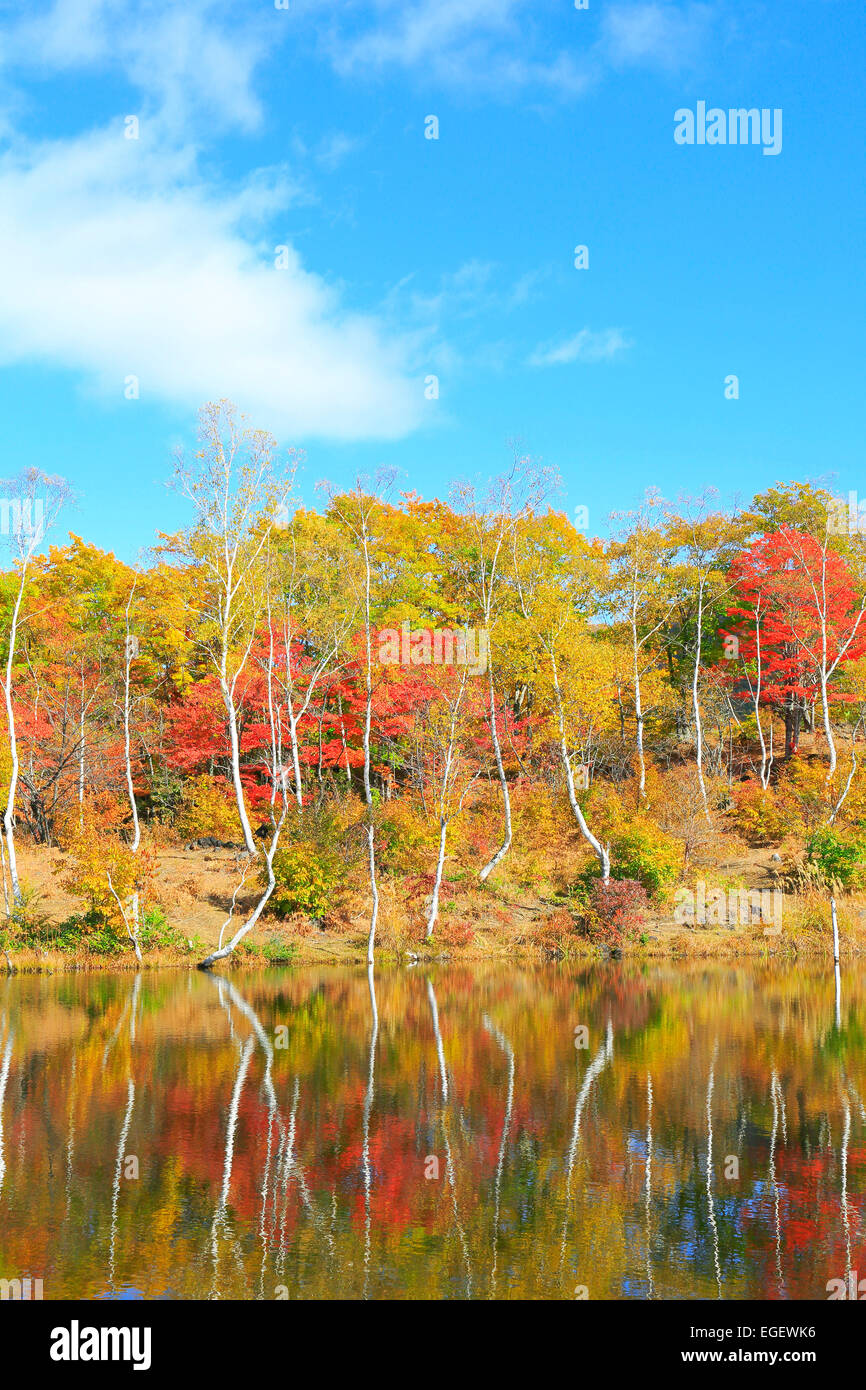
[0,961,863,1300]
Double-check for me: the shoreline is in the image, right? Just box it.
[6,842,862,974]
[1,922,858,973]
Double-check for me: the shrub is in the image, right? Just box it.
[805,827,866,891]
[175,775,243,842]
[580,878,648,948]
[148,769,185,825]
[435,918,475,948]
[138,905,195,953]
[729,783,798,846]
[61,822,158,943]
[270,839,344,920]
[785,757,835,831]
[609,821,682,899]
[375,800,434,874]
[0,884,54,952]
[270,805,349,920]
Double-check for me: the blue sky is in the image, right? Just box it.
[0,0,862,560]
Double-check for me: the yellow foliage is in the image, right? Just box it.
[175,775,242,842]
[62,821,157,929]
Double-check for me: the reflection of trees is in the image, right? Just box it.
[706,1043,722,1298]
[206,972,335,1299]
[0,1007,12,1200]
[483,1014,515,1298]
[559,1019,613,1281]
[427,977,472,1297]
[1,964,865,1300]
[362,962,378,1301]
[107,974,140,1292]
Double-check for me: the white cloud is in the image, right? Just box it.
[0,128,423,441]
[2,0,269,132]
[318,0,594,98]
[309,0,715,96]
[528,328,631,367]
[599,2,714,71]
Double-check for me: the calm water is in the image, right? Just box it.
[0,961,863,1300]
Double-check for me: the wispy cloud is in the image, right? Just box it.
[599,2,715,72]
[310,0,717,97]
[316,0,594,99]
[2,0,271,132]
[528,328,631,367]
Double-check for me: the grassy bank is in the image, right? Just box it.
[2,838,864,973]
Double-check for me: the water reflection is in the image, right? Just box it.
[0,961,863,1300]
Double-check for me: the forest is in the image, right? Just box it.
[2,399,865,971]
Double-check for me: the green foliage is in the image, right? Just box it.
[138,905,197,953]
[805,827,866,891]
[262,935,296,962]
[50,913,126,956]
[148,769,185,824]
[0,885,54,950]
[609,821,683,899]
[270,806,348,920]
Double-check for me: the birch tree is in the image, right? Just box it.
[607,493,675,804]
[450,457,554,881]
[325,475,395,964]
[0,468,69,905]
[169,400,297,855]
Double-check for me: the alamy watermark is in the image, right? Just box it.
[674,881,782,934]
[828,491,866,536]
[0,497,44,544]
[674,103,782,156]
[0,1276,43,1300]
[379,621,489,676]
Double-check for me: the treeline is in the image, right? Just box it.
[1,401,865,962]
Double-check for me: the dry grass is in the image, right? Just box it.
[5,823,866,973]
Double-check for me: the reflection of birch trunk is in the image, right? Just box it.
[831,895,842,1031]
[108,977,140,1289]
[208,972,330,1296]
[706,1045,722,1298]
[482,1014,515,1298]
[427,978,472,1296]
[768,1067,786,1298]
[108,1076,135,1289]
[645,1072,654,1299]
[427,979,448,1102]
[0,1024,12,1198]
[559,1020,613,1270]
[65,1054,78,1218]
[841,1097,852,1294]
[211,1034,255,1299]
[362,962,379,1300]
